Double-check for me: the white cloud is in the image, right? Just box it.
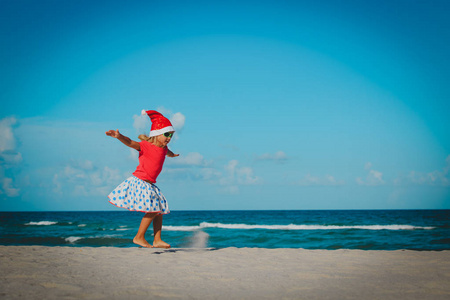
[0,117,18,151]
[256,151,288,162]
[395,155,450,186]
[53,160,122,196]
[1,178,20,197]
[0,117,22,165]
[356,163,385,186]
[164,156,261,194]
[199,167,222,181]
[0,117,22,197]
[170,112,186,132]
[0,150,22,165]
[129,148,139,162]
[220,160,261,186]
[297,174,345,186]
[155,106,172,117]
[214,160,262,194]
[168,152,208,166]
[132,113,151,135]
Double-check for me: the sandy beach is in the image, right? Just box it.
[0,246,449,299]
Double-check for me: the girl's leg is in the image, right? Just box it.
[152,214,171,248]
[133,212,158,248]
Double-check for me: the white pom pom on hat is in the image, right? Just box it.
[141,110,175,137]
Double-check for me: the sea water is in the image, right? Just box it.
[0,210,448,250]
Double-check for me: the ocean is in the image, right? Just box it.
[0,210,449,250]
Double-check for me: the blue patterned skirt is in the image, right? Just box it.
[108,176,170,214]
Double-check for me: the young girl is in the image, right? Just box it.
[106,110,179,248]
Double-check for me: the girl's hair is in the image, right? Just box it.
[138,134,157,144]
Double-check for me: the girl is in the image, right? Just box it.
[106,110,179,248]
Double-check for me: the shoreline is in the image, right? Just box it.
[1,246,449,299]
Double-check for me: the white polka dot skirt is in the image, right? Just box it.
[108,176,170,214]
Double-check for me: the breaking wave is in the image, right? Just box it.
[25,221,58,226]
[163,222,435,231]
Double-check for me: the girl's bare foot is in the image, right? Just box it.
[153,240,171,249]
[133,237,153,248]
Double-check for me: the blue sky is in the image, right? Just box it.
[1,0,449,211]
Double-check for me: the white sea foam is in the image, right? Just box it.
[163,225,203,231]
[90,234,123,238]
[116,226,129,231]
[65,236,83,243]
[78,224,86,227]
[163,223,435,231]
[25,221,58,226]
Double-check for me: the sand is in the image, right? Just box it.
[0,246,449,300]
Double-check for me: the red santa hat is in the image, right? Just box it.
[141,110,175,137]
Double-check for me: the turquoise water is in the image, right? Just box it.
[0,210,448,250]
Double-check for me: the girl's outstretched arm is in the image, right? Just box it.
[167,149,179,158]
[106,129,140,151]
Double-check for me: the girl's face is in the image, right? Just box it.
[155,131,174,147]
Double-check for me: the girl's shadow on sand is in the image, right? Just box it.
[150,248,220,254]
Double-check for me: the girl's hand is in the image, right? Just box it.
[167,149,180,158]
[106,129,120,138]
[106,130,140,150]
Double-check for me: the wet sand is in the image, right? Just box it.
[0,246,449,299]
